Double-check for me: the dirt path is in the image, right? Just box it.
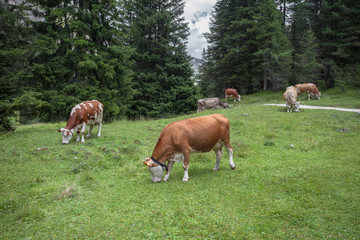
[264,104,360,113]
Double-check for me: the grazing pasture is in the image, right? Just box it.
[1,89,359,239]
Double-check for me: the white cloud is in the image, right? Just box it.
[183,0,217,59]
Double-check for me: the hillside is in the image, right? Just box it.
[0,90,359,239]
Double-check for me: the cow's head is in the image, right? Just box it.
[294,102,300,112]
[58,128,73,144]
[143,157,163,183]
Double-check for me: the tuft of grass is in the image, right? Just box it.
[59,185,79,199]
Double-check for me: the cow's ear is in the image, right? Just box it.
[57,129,61,132]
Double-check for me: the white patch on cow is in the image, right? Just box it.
[89,103,93,108]
[148,165,163,183]
[70,105,81,116]
[99,104,103,112]
[74,124,82,132]
[182,163,189,182]
[172,153,184,162]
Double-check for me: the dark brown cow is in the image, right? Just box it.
[225,88,241,102]
[295,83,321,100]
[143,114,236,182]
[197,97,229,113]
[58,100,103,144]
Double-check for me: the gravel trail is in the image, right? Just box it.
[264,104,360,113]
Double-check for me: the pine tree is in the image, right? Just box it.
[23,0,134,121]
[309,0,360,88]
[200,0,291,96]
[125,0,197,118]
[201,0,260,96]
[255,0,292,90]
[293,28,322,83]
[0,2,33,130]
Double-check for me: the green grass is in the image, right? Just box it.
[242,86,360,109]
[1,90,360,239]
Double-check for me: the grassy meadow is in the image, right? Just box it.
[1,88,360,239]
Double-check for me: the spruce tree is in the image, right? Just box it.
[255,0,292,90]
[309,0,360,88]
[23,0,133,121]
[125,0,196,118]
[0,2,33,130]
[201,0,291,96]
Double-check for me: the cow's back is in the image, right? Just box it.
[284,87,297,104]
[159,114,229,153]
[67,100,103,129]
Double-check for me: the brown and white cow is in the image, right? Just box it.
[197,97,230,113]
[143,114,236,182]
[283,86,300,112]
[225,88,241,102]
[58,100,103,144]
[295,83,321,100]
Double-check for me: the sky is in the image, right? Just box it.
[183,0,217,59]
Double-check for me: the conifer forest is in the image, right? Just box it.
[1,0,359,131]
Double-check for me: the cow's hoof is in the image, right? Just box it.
[213,167,219,171]
[182,178,189,182]
[231,165,236,170]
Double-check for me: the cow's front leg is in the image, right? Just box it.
[182,150,191,182]
[86,125,94,138]
[308,93,310,100]
[76,131,81,142]
[81,123,87,142]
[163,161,175,182]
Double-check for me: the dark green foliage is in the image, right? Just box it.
[125,0,197,118]
[309,0,360,88]
[200,0,360,98]
[200,0,292,97]
[0,2,34,131]
[0,0,134,126]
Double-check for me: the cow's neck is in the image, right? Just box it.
[65,116,78,130]
[152,146,172,165]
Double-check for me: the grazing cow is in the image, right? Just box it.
[225,88,241,102]
[143,114,236,182]
[58,100,103,144]
[295,83,321,100]
[283,86,300,112]
[197,97,229,113]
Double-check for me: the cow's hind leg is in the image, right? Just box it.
[221,141,235,170]
[163,161,175,182]
[213,142,223,171]
[97,121,102,137]
[86,125,94,138]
